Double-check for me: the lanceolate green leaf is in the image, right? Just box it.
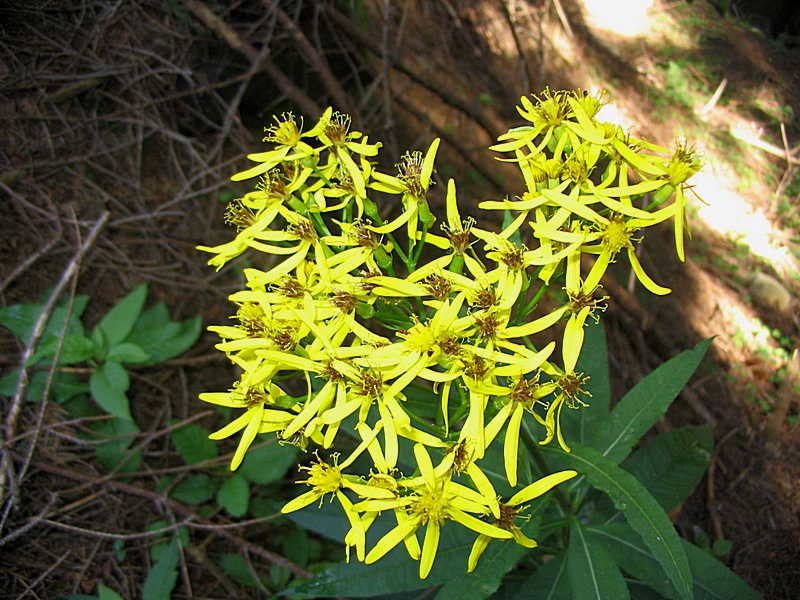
[588,523,681,600]
[544,444,692,600]
[568,517,630,600]
[681,539,762,600]
[514,550,572,600]
[621,425,713,513]
[290,521,509,599]
[562,319,611,447]
[591,338,711,464]
[98,284,148,347]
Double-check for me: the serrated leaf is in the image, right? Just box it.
[90,362,132,420]
[236,440,298,484]
[142,535,179,600]
[98,284,148,347]
[588,523,681,600]
[544,444,692,600]
[170,422,218,465]
[106,342,151,364]
[170,473,218,504]
[591,338,711,463]
[28,334,96,366]
[562,319,611,447]
[621,426,713,513]
[217,474,249,517]
[568,518,630,600]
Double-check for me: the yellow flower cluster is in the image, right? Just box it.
[198,91,701,578]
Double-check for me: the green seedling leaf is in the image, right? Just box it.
[682,540,762,600]
[98,284,148,347]
[545,444,692,600]
[125,302,201,365]
[217,473,249,517]
[170,421,218,465]
[588,523,680,600]
[91,325,108,360]
[28,334,96,366]
[237,440,298,484]
[219,553,264,588]
[170,473,217,505]
[142,535,179,600]
[98,583,125,600]
[0,368,89,404]
[90,361,132,420]
[568,518,630,600]
[106,342,150,364]
[92,417,141,474]
[0,295,88,346]
[591,338,711,463]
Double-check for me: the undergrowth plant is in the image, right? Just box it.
[0,284,201,472]
[197,90,761,598]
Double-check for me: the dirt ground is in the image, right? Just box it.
[1,0,799,598]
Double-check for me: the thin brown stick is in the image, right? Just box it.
[22,457,313,578]
[1,211,110,508]
[271,2,359,121]
[180,0,321,118]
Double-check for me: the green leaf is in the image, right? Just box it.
[125,303,201,366]
[98,583,125,600]
[568,518,630,600]
[28,334,96,366]
[544,444,692,600]
[170,422,218,465]
[291,522,505,598]
[435,538,528,600]
[90,362,132,420]
[513,551,572,600]
[682,540,762,600]
[216,474,249,517]
[588,524,681,600]
[621,426,713,513]
[0,368,89,404]
[106,342,151,365]
[219,553,264,588]
[0,297,87,346]
[563,318,611,447]
[591,338,711,463]
[92,417,141,474]
[170,473,218,505]
[237,440,298,484]
[98,284,148,347]
[142,535,179,600]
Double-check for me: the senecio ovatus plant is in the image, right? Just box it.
[198,89,702,578]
